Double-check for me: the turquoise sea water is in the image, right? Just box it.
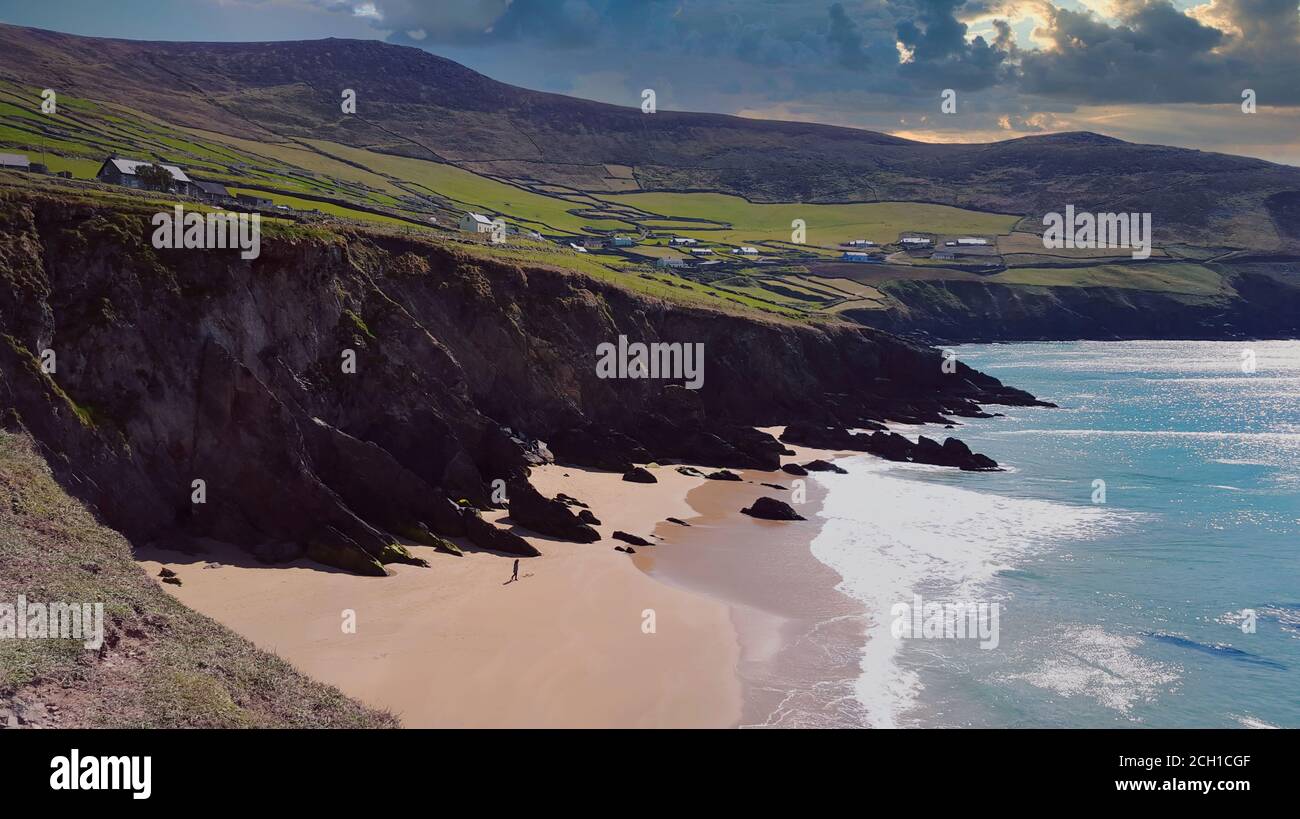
[810,340,1300,728]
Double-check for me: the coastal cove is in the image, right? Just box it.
[137,340,1300,728]
[136,440,852,728]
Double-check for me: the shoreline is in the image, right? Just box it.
[629,437,868,727]
[137,432,859,728]
[138,464,742,728]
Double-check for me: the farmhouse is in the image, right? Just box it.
[669,237,698,246]
[688,247,714,255]
[956,237,989,246]
[731,246,760,256]
[235,193,274,209]
[900,236,932,246]
[96,156,192,194]
[843,239,875,248]
[840,251,879,263]
[655,257,687,268]
[933,245,998,261]
[0,153,31,171]
[610,235,636,247]
[193,180,233,204]
[459,212,495,233]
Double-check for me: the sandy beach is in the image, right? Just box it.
[630,438,868,727]
[137,432,858,728]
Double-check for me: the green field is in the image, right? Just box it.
[989,263,1227,295]
[300,139,636,234]
[599,192,1019,247]
[226,188,424,228]
[1,79,1231,327]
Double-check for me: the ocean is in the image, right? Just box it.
[810,340,1300,728]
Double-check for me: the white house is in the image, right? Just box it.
[459,212,495,233]
[731,246,760,255]
[900,236,932,246]
[956,237,989,246]
[96,156,192,193]
[0,153,31,171]
[669,237,698,246]
[655,257,687,268]
[843,239,875,248]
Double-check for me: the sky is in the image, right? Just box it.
[2,0,1298,165]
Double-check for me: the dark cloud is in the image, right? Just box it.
[827,2,871,70]
[318,0,1300,105]
[894,0,1013,90]
[1017,1,1280,104]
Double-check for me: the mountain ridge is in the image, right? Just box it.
[1,22,1297,250]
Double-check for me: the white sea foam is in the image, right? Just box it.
[808,455,1127,727]
[993,429,1300,442]
[1004,625,1180,715]
[1234,714,1280,729]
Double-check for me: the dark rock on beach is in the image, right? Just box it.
[463,509,541,557]
[780,463,809,476]
[676,466,707,477]
[706,469,742,481]
[761,482,788,490]
[665,517,690,526]
[741,496,806,521]
[506,479,600,543]
[622,466,657,483]
[577,509,602,526]
[802,459,848,474]
[612,531,652,547]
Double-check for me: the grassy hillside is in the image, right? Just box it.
[1,24,1295,335]
[601,192,1019,247]
[0,430,397,728]
[2,23,1296,251]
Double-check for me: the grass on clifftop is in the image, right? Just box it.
[0,430,397,728]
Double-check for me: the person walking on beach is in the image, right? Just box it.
[508,559,520,584]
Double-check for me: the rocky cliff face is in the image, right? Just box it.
[848,269,1300,342]
[0,192,1041,573]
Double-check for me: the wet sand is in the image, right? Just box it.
[138,463,741,728]
[137,433,865,727]
[631,440,869,727]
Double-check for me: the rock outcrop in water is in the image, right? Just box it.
[741,497,806,521]
[0,192,1043,573]
[780,424,1002,471]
